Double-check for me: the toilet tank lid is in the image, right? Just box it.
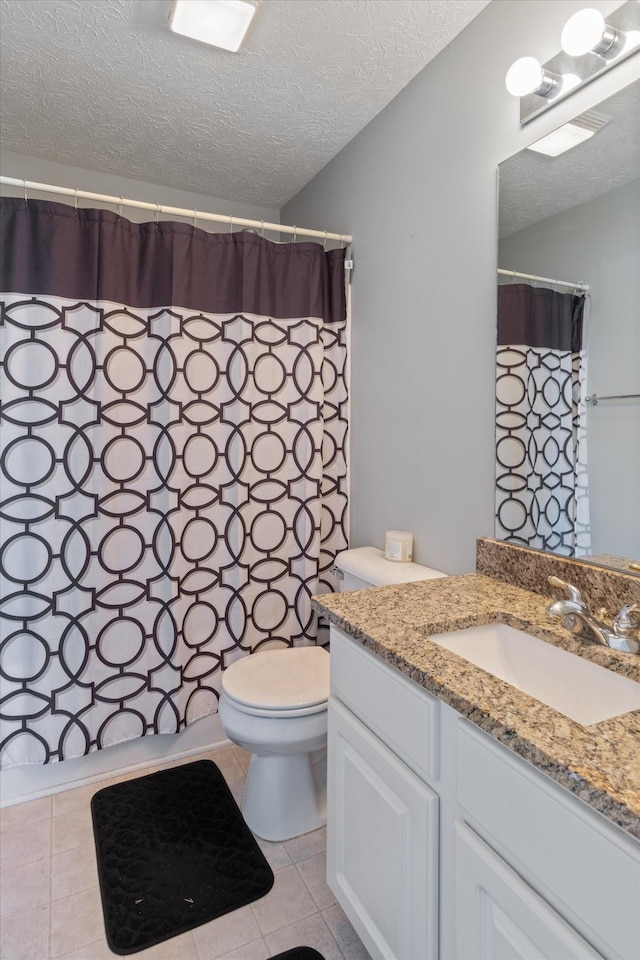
[335,546,447,586]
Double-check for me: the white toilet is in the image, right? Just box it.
[218,546,447,840]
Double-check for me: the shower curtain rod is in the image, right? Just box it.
[498,268,589,292]
[0,176,352,245]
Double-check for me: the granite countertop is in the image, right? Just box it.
[312,573,640,840]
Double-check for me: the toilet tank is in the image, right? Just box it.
[334,546,447,591]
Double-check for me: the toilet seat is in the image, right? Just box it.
[221,647,329,718]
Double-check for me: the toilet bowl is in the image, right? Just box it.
[219,546,447,841]
[219,647,329,841]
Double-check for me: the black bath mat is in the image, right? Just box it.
[91,759,274,955]
[268,949,326,960]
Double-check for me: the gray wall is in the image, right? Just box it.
[0,149,279,226]
[282,0,636,573]
[499,179,640,558]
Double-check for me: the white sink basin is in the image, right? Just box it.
[429,622,640,726]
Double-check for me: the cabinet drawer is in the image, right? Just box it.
[330,625,439,782]
[456,720,640,958]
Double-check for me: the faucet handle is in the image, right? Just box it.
[613,603,639,638]
[548,576,585,605]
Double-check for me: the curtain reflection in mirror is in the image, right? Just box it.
[495,283,591,556]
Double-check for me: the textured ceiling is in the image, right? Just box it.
[0,0,489,207]
[499,80,640,238]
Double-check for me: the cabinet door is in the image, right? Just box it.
[455,822,602,960]
[327,697,439,960]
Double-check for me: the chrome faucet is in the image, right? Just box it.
[546,576,639,654]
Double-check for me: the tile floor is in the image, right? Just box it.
[0,745,372,960]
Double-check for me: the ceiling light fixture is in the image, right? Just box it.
[169,0,259,53]
[526,109,609,157]
[526,122,595,157]
[505,0,640,123]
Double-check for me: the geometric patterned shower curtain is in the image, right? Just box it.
[0,198,348,768]
[495,283,590,557]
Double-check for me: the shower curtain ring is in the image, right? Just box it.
[74,188,79,214]
[229,215,233,234]
[117,197,124,219]
[323,230,328,250]
[192,209,198,232]
[261,220,265,240]
[293,226,297,243]
[23,179,28,206]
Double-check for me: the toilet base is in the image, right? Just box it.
[242,749,327,841]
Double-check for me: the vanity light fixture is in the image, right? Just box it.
[169,0,259,53]
[560,8,621,57]
[505,0,640,123]
[505,57,559,98]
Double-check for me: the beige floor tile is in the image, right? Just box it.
[265,912,343,960]
[134,929,199,959]
[98,767,152,788]
[52,842,99,900]
[0,748,349,960]
[192,904,262,959]
[229,782,245,807]
[52,781,102,818]
[0,816,51,867]
[340,934,373,960]
[250,864,316,936]
[56,937,115,960]
[52,806,94,855]
[201,746,238,768]
[140,755,199,777]
[50,885,105,957]
[254,836,292,871]
[283,826,327,864]
[323,903,372,959]
[215,759,246,796]
[0,902,49,960]
[215,937,268,960]
[0,796,51,833]
[230,746,251,772]
[56,928,201,960]
[0,855,50,919]
[295,852,336,910]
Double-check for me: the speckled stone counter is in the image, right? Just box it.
[312,573,640,840]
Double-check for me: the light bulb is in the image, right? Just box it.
[505,57,544,97]
[561,8,617,57]
[505,57,557,98]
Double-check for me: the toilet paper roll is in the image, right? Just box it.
[384,531,413,562]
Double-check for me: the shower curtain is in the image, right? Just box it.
[0,198,348,768]
[495,283,590,556]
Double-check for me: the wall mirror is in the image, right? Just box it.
[496,78,639,576]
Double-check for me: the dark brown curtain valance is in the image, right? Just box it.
[0,198,347,323]
[497,283,584,352]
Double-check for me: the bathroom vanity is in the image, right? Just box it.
[313,563,640,960]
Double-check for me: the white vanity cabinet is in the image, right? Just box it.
[329,699,439,960]
[327,626,640,960]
